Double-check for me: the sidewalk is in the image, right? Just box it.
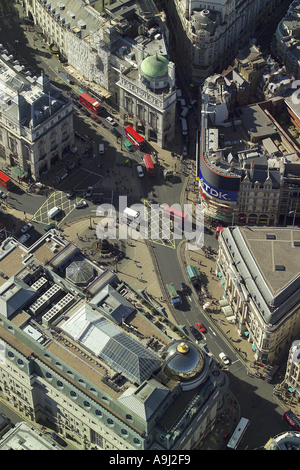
[200,390,240,450]
[180,240,256,367]
[61,217,177,325]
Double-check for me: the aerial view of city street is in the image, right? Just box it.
[2,0,300,454]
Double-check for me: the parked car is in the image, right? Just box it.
[86,186,93,198]
[20,223,32,234]
[182,145,188,157]
[111,127,121,138]
[219,352,230,365]
[18,233,30,244]
[74,201,88,209]
[0,190,7,199]
[50,433,67,447]
[195,321,206,333]
[106,116,116,126]
[67,161,76,170]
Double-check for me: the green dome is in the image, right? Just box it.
[140,54,169,80]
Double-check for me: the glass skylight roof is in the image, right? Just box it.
[62,306,161,384]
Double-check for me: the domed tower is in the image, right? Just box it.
[161,340,208,391]
[118,48,176,148]
[140,54,169,84]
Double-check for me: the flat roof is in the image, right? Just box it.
[221,227,300,324]
[240,227,300,296]
[0,422,60,450]
[240,105,278,139]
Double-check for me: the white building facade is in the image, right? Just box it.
[0,59,73,181]
[118,52,177,147]
[217,226,300,363]
[165,0,284,82]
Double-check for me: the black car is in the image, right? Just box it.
[251,396,260,408]
[66,190,76,199]
[110,127,121,138]
[50,433,67,447]
[180,282,188,294]
[189,325,201,341]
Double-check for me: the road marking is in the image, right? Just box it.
[209,326,216,336]
[31,191,84,225]
[81,168,104,178]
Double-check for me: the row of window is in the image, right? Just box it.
[41,355,142,447]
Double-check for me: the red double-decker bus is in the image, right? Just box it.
[79,93,102,115]
[284,409,300,431]
[0,171,12,190]
[143,154,155,177]
[215,226,226,239]
[163,205,188,226]
[124,125,145,150]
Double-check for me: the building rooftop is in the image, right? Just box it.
[0,231,229,445]
[140,54,169,80]
[239,104,278,140]
[0,233,182,403]
[0,422,61,450]
[221,226,300,324]
[0,56,70,130]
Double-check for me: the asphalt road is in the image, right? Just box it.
[0,5,292,449]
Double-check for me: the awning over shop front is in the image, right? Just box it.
[203,209,232,222]
[11,166,28,179]
[219,299,229,307]
[221,305,235,323]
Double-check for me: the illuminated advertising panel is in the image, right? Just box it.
[199,167,240,203]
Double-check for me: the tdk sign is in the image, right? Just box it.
[199,175,238,202]
[201,181,230,200]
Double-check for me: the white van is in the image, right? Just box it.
[181,118,188,135]
[47,206,62,219]
[122,207,141,224]
[99,144,104,154]
[136,165,144,178]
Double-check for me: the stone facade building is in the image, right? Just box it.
[217,226,300,363]
[0,232,229,450]
[24,0,174,147]
[0,56,73,181]
[164,0,283,83]
[118,51,176,147]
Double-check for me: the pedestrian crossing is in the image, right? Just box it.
[142,199,176,249]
